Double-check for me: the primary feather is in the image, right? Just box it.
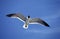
[6,13,27,22]
[29,18,49,27]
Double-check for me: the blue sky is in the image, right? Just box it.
[0,0,60,39]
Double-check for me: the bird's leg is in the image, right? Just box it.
[25,22,28,27]
[25,25,27,27]
[23,23,28,29]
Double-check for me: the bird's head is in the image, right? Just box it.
[28,16,30,18]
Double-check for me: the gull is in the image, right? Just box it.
[6,13,49,29]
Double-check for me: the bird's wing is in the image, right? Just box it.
[6,13,27,22]
[29,18,49,27]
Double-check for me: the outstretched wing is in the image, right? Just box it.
[6,13,27,22]
[29,18,49,27]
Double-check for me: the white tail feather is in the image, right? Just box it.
[23,24,28,29]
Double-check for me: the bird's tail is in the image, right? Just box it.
[23,24,28,29]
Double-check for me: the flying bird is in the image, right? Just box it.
[6,13,49,29]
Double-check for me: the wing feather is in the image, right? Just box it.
[6,13,27,22]
[29,18,49,27]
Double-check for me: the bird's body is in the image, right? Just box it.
[23,18,30,29]
[6,13,49,29]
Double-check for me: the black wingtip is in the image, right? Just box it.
[44,23,50,27]
[42,21,50,27]
[46,25,50,27]
[6,14,14,17]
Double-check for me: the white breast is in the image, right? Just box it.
[23,18,31,29]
